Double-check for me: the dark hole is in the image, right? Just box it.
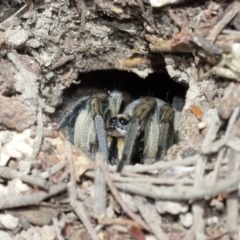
[56,69,188,131]
[62,70,187,104]
[57,70,188,165]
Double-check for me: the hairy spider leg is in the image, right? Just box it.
[173,96,185,143]
[143,99,165,164]
[73,96,99,155]
[89,91,123,161]
[117,97,156,172]
[157,104,175,160]
[107,91,123,117]
[58,96,90,142]
[90,93,109,160]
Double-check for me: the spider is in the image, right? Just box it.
[58,91,179,172]
[58,91,123,163]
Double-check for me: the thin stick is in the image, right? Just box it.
[192,157,206,240]
[201,110,222,154]
[99,217,141,229]
[85,170,193,185]
[72,200,99,240]
[114,169,240,200]
[40,160,68,179]
[0,167,48,190]
[211,148,226,183]
[28,103,43,162]
[207,2,240,43]
[134,196,168,240]
[122,155,198,173]
[0,4,27,29]
[0,183,67,209]
[100,165,151,232]
[226,149,239,240]
[67,141,99,240]
[94,153,107,218]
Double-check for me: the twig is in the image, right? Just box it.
[134,196,168,240]
[183,226,194,240]
[211,148,226,183]
[192,157,206,240]
[80,0,86,29]
[85,170,193,185]
[52,218,65,240]
[192,202,206,240]
[28,103,43,161]
[94,153,107,218]
[100,165,151,232]
[222,29,240,36]
[145,34,194,53]
[0,167,48,190]
[114,169,240,200]
[226,137,240,152]
[207,1,240,43]
[99,217,141,229]
[136,0,159,33]
[71,200,99,240]
[66,140,77,201]
[0,4,27,29]
[51,55,75,70]
[114,175,193,185]
[75,0,82,14]
[203,105,240,160]
[0,183,67,209]
[67,141,99,240]
[192,33,222,55]
[201,110,222,154]
[225,107,240,137]
[122,155,198,173]
[40,160,68,179]
[226,148,239,240]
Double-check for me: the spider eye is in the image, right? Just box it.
[109,117,117,124]
[119,118,128,126]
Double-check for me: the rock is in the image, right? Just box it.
[180,212,193,228]
[0,214,19,230]
[5,26,29,48]
[0,230,17,240]
[155,200,188,215]
[0,96,37,131]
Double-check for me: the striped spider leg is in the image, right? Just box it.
[58,91,123,162]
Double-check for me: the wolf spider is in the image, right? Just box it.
[58,91,180,172]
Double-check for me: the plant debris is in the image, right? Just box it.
[0,0,240,240]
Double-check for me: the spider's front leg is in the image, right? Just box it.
[90,93,110,159]
[158,104,175,160]
[71,92,109,159]
[116,97,158,172]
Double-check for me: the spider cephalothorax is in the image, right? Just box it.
[59,91,178,171]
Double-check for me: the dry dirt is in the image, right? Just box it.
[0,0,240,239]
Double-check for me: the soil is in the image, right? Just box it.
[0,0,240,239]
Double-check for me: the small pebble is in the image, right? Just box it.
[197,122,206,129]
[180,212,193,228]
[206,216,218,226]
[0,214,19,230]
